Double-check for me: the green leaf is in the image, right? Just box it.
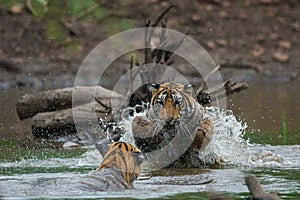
[0,0,23,8]
[67,0,96,17]
[93,6,108,20]
[46,19,65,42]
[26,0,48,17]
[119,19,135,31]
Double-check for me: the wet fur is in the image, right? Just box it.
[81,142,145,191]
[132,82,214,167]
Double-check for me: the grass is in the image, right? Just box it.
[243,130,299,145]
[282,111,287,144]
[243,111,298,146]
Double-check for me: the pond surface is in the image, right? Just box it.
[0,81,299,199]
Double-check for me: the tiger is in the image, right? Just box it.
[131,82,214,168]
[81,142,145,191]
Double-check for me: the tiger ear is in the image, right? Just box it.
[147,84,160,93]
[95,140,111,157]
[184,84,195,95]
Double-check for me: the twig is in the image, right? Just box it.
[95,98,112,113]
[145,5,176,64]
[220,63,264,74]
[140,5,176,84]
[163,29,189,64]
[60,18,82,36]
[171,29,190,52]
[77,4,99,19]
[203,65,220,82]
[197,80,248,105]
[152,5,175,27]
[144,19,151,64]
[129,55,134,94]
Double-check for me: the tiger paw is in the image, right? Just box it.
[132,116,159,138]
[200,118,213,140]
[192,118,214,150]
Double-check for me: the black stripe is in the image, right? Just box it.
[117,151,128,173]
[123,143,129,151]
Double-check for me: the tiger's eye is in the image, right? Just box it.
[157,99,164,105]
[174,100,181,105]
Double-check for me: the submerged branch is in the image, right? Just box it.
[245,175,281,200]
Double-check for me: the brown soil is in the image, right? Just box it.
[1,0,300,90]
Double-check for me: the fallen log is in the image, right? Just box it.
[15,6,250,142]
[32,101,114,138]
[16,86,122,120]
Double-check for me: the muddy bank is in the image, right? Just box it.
[1,1,300,90]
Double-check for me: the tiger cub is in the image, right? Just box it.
[132,82,214,168]
[81,142,145,191]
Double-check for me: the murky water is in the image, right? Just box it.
[1,143,299,199]
[229,81,300,136]
[0,81,300,199]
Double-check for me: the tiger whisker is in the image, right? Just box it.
[150,120,164,138]
[176,121,195,142]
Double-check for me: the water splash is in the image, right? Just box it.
[199,106,250,166]
[0,106,298,197]
[0,106,290,171]
[117,105,288,168]
[0,149,101,169]
[118,104,148,145]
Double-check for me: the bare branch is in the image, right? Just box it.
[197,80,248,105]
[145,5,176,64]
[220,63,264,74]
[151,5,176,28]
[203,65,220,82]
[95,98,112,113]
[60,18,82,36]
[245,175,281,200]
[163,29,190,63]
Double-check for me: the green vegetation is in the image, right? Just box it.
[27,0,48,16]
[155,192,239,200]
[245,168,300,185]
[0,139,87,162]
[0,165,93,175]
[282,111,287,144]
[0,0,22,8]
[46,18,65,42]
[0,0,135,50]
[243,130,300,145]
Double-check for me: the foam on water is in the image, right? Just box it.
[0,105,293,170]
[199,106,250,166]
[118,104,148,145]
[201,107,300,168]
[1,106,299,197]
[0,149,101,169]
[117,105,291,168]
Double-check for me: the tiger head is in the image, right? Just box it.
[98,142,146,186]
[147,82,195,125]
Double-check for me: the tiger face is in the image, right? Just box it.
[132,82,213,168]
[98,142,145,185]
[147,82,196,125]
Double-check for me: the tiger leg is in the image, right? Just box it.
[191,118,213,151]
